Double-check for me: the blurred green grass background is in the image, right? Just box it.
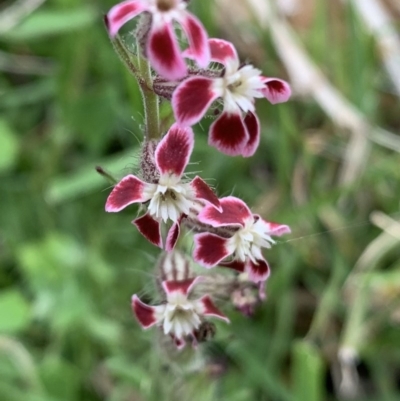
[1,0,400,400]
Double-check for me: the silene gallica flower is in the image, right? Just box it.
[105,123,221,250]
[132,276,229,348]
[193,196,291,283]
[172,38,291,156]
[105,0,210,80]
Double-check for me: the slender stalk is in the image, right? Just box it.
[106,24,160,140]
[95,166,118,185]
[108,33,142,82]
[137,48,160,140]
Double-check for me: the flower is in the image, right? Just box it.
[172,38,291,156]
[193,196,291,283]
[132,276,229,348]
[105,0,210,80]
[105,123,220,250]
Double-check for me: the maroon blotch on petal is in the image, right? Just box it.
[198,295,229,322]
[131,295,158,328]
[133,213,163,248]
[107,0,148,36]
[256,217,291,237]
[155,123,193,177]
[241,112,260,157]
[171,335,186,349]
[268,222,291,236]
[208,38,238,66]
[189,176,221,211]
[147,22,187,80]
[219,259,246,273]
[198,196,252,227]
[172,77,218,126]
[165,220,181,251]
[209,112,248,156]
[246,258,270,283]
[179,13,210,68]
[261,78,291,104]
[162,277,199,296]
[193,233,231,267]
[105,175,148,212]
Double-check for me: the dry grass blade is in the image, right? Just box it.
[0,0,46,34]
[348,0,400,97]
[218,0,400,188]
[346,212,400,277]
[0,49,55,75]
[370,210,400,241]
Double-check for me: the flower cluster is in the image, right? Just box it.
[104,0,291,349]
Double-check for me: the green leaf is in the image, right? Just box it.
[3,7,97,42]
[17,234,85,289]
[292,341,325,401]
[0,119,19,173]
[0,290,30,333]
[40,356,80,401]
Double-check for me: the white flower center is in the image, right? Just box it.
[162,295,201,339]
[149,0,186,26]
[227,218,276,263]
[214,62,265,114]
[147,175,193,223]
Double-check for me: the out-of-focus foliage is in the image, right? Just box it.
[1,0,400,400]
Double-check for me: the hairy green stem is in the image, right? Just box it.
[137,49,160,140]
[108,32,160,140]
[109,35,141,82]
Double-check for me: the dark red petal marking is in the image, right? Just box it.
[256,217,291,237]
[189,176,221,211]
[246,258,270,283]
[155,123,193,177]
[209,112,249,156]
[165,220,181,251]
[219,259,246,272]
[179,13,210,68]
[162,277,199,296]
[171,335,186,349]
[105,175,149,212]
[107,0,148,36]
[241,112,260,157]
[132,213,163,248]
[198,295,230,322]
[147,22,187,80]
[268,222,291,236]
[198,196,252,227]
[131,295,159,328]
[172,77,218,126]
[208,38,238,66]
[260,77,292,104]
[193,233,231,267]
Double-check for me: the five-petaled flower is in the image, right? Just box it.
[106,0,209,80]
[105,123,221,250]
[172,38,291,157]
[193,196,291,283]
[132,276,229,348]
